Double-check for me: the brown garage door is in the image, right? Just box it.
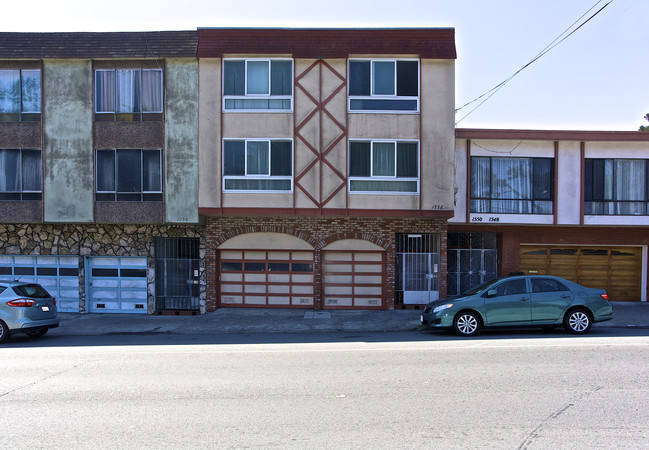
[219,250,315,307]
[323,250,385,309]
[520,245,642,301]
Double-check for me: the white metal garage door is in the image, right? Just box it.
[85,256,148,313]
[0,255,80,312]
[219,250,315,307]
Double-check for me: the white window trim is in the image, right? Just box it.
[222,58,294,113]
[348,139,420,195]
[347,58,420,114]
[94,69,164,114]
[95,148,163,194]
[222,138,294,193]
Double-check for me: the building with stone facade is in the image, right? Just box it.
[0,32,205,314]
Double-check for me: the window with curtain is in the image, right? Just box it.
[223,59,293,111]
[470,156,553,214]
[348,140,419,193]
[95,69,163,120]
[223,139,292,191]
[585,158,648,215]
[348,59,419,112]
[0,69,41,121]
[0,148,41,200]
[95,149,162,201]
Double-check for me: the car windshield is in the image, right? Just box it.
[463,278,500,296]
[12,284,51,298]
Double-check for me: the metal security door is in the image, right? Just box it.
[155,238,200,311]
[396,234,441,305]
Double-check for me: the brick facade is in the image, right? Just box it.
[206,215,448,311]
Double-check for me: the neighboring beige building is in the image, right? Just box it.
[198,28,457,310]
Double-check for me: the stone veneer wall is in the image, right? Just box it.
[0,223,206,314]
[206,216,448,311]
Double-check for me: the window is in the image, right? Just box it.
[223,59,292,111]
[348,140,418,193]
[0,69,41,121]
[348,59,419,112]
[95,69,163,121]
[471,157,553,214]
[492,279,527,296]
[95,149,162,201]
[223,139,292,192]
[0,149,41,200]
[585,159,648,215]
[531,278,569,293]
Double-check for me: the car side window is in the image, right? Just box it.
[531,278,569,293]
[0,286,5,294]
[494,279,527,296]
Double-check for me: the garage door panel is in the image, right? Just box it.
[219,250,315,308]
[520,245,642,301]
[323,250,385,310]
[87,256,148,313]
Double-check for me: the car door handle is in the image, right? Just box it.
[561,294,571,298]
[520,296,529,301]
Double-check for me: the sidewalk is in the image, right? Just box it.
[48,301,649,337]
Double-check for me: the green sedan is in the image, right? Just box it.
[420,275,613,336]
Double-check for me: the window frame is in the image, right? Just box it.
[222,138,294,193]
[95,148,163,202]
[0,69,41,122]
[0,148,42,201]
[584,158,649,216]
[222,58,294,113]
[470,156,554,215]
[348,139,420,195]
[347,58,420,114]
[94,68,164,121]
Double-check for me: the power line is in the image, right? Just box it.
[455,0,614,125]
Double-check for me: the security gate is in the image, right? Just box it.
[85,256,148,313]
[155,238,201,311]
[396,234,441,304]
[447,233,498,297]
[0,255,80,312]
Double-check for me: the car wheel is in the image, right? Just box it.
[0,320,9,344]
[564,309,592,334]
[454,311,480,337]
[26,328,48,338]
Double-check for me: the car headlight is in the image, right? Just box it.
[433,303,453,314]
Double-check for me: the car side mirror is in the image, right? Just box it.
[486,289,498,298]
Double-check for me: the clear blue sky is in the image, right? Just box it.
[6,0,648,131]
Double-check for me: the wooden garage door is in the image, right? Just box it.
[219,250,315,307]
[520,245,642,301]
[323,250,385,309]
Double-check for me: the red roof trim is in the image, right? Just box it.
[199,207,454,218]
[197,28,456,59]
[456,128,649,142]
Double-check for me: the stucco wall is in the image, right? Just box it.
[43,60,94,222]
[165,58,199,223]
[198,58,221,209]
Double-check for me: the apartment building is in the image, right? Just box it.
[197,28,457,310]
[452,129,649,302]
[0,32,205,314]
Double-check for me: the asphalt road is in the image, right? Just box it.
[1,329,648,449]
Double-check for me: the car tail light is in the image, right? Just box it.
[601,293,609,300]
[53,298,56,306]
[7,299,35,307]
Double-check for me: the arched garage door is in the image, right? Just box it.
[322,239,386,310]
[218,233,315,307]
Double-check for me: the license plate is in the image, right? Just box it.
[41,306,50,311]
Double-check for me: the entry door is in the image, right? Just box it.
[401,253,440,304]
[155,238,201,311]
[86,256,148,313]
